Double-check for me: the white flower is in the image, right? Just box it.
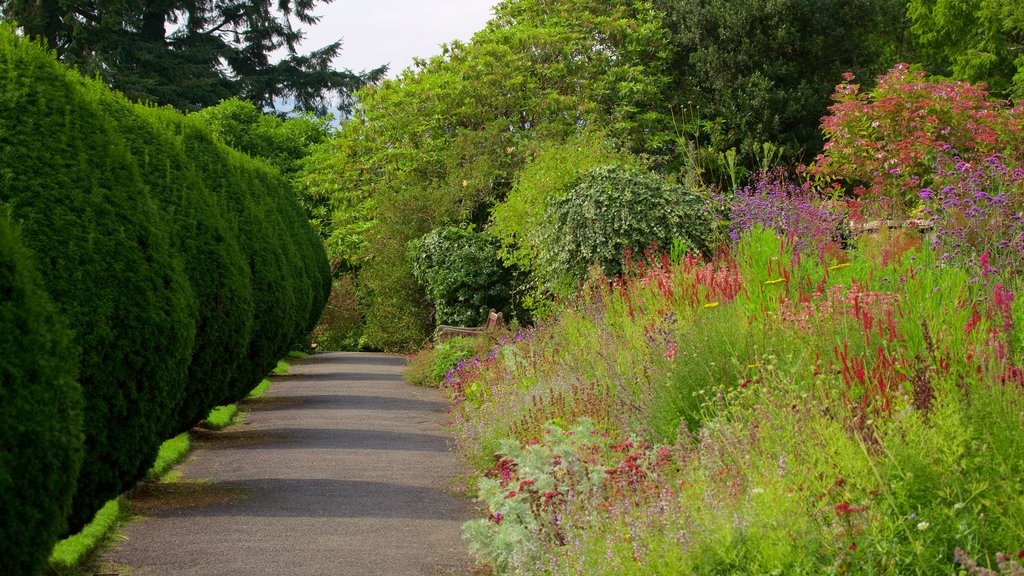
[916,521,930,531]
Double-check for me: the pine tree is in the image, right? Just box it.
[0,0,385,112]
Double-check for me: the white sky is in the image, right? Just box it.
[299,1,501,78]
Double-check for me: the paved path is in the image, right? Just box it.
[103,353,481,576]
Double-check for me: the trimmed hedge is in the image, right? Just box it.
[0,210,84,576]
[0,22,330,558]
[0,26,198,532]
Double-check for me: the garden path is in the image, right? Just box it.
[102,352,481,576]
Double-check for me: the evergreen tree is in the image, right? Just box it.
[0,0,385,112]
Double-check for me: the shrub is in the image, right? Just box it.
[0,26,197,532]
[0,26,330,537]
[661,0,904,163]
[907,0,1024,100]
[312,274,364,351]
[409,227,513,327]
[815,64,1024,206]
[920,154,1024,281]
[0,209,84,576]
[82,92,256,432]
[489,133,641,316]
[725,169,847,258]
[544,165,712,292]
[184,130,304,396]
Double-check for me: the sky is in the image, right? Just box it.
[299,1,501,79]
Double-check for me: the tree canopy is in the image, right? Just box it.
[907,0,1024,100]
[0,0,385,111]
[307,0,675,349]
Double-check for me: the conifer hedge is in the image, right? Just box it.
[0,210,84,576]
[0,23,330,561]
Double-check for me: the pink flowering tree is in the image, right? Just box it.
[814,64,1024,207]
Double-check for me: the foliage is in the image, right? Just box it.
[0,0,384,112]
[544,165,712,292]
[1,25,198,532]
[85,92,252,434]
[311,274,364,351]
[0,27,329,554]
[815,64,1024,206]
[197,99,336,239]
[409,227,514,327]
[725,169,847,257]
[907,0,1024,100]
[464,419,614,572]
[0,209,83,576]
[660,0,905,164]
[446,169,1024,574]
[314,0,675,349]
[405,337,486,389]
[490,133,641,317]
[920,154,1024,281]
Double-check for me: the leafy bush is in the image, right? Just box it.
[197,99,336,238]
[490,133,641,316]
[815,64,1024,206]
[0,26,330,544]
[404,336,486,388]
[907,0,1024,100]
[463,419,613,573]
[0,209,84,576]
[409,227,513,327]
[311,274,364,351]
[83,92,256,432]
[544,165,712,291]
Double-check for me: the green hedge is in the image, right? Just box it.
[0,23,330,557]
[0,26,198,532]
[0,210,84,576]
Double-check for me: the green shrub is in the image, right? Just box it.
[312,274,364,351]
[0,26,197,532]
[406,336,494,388]
[409,227,513,327]
[489,133,641,317]
[661,0,904,163]
[544,165,712,292]
[403,348,437,387]
[179,117,329,400]
[81,91,256,432]
[0,26,330,538]
[429,337,483,383]
[0,209,84,576]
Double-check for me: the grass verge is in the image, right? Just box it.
[199,405,238,430]
[47,499,127,575]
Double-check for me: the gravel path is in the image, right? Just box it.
[102,352,482,576]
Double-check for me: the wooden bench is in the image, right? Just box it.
[435,309,504,342]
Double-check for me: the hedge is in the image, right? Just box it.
[82,90,257,431]
[0,209,84,576]
[0,23,330,554]
[0,25,198,532]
